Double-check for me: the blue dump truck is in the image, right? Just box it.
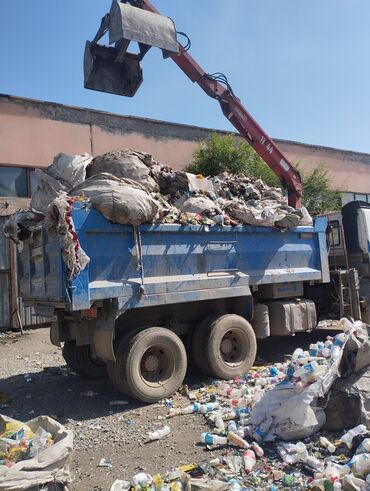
[15,0,366,402]
[18,201,334,402]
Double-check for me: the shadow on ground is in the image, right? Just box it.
[0,328,339,423]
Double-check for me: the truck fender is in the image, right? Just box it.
[92,298,119,362]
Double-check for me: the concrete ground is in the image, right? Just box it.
[0,325,339,490]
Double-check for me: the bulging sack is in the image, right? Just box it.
[87,149,159,192]
[71,173,159,227]
[30,153,92,214]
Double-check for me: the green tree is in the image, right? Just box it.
[186,133,279,187]
[301,165,341,214]
[186,133,342,213]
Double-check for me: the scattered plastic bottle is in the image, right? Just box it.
[200,402,220,414]
[277,442,307,464]
[350,453,370,477]
[292,348,304,359]
[252,419,272,442]
[340,424,367,448]
[167,403,200,418]
[227,431,250,449]
[331,333,347,359]
[222,410,236,421]
[243,449,256,472]
[309,343,319,357]
[227,421,238,433]
[355,438,370,455]
[148,426,171,441]
[201,433,227,446]
[251,441,264,457]
[320,436,336,453]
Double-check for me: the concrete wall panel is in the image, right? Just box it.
[91,125,197,168]
[0,103,91,168]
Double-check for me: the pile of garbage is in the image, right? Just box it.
[109,319,370,490]
[4,149,312,274]
[0,415,73,490]
[0,417,53,467]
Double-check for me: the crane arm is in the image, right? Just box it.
[122,0,303,207]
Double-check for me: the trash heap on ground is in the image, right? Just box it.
[110,318,370,490]
[4,149,312,275]
[0,415,73,490]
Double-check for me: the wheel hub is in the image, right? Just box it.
[221,338,233,354]
[144,353,160,372]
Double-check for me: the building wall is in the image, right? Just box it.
[1,94,370,193]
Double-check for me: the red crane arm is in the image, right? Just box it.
[134,0,302,207]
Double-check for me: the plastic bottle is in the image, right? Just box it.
[209,457,227,467]
[321,348,331,358]
[218,383,232,396]
[276,442,307,465]
[350,453,370,477]
[227,431,250,449]
[239,413,250,426]
[309,343,319,357]
[222,410,236,421]
[200,402,220,414]
[167,403,200,418]
[201,432,227,446]
[324,463,350,480]
[355,438,370,455]
[229,388,242,398]
[340,424,367,448]
[148,425,171,441]
[292,348,304,359]
[251,441,264,457]
[293,361,318,379]
[320,436,336,453]
[331,333,347,360]
[30,427,52,457]
[227,421,238,433]
[243,449,256,472]
[252,419,272,442]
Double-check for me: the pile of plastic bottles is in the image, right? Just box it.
[110,321,370,490]
[0,417,53,467]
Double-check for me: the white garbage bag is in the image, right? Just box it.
[70,173,159,227]
[30,153,92,213]
[87,149,159,192]
[0,415,73,491]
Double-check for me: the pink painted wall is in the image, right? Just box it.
[1,95,370,193]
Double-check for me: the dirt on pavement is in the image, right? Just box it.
[0,325,339,490]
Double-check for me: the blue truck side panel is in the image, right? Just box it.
[19,202,329,311]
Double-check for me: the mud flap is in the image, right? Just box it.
[92,298,118,362]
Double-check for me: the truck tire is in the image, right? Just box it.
[191,316,214,375]
[62,340,81,375]
[107,326,144,395]
[74,344,107,379]
[205,314,257,379]
[118,327,187,403]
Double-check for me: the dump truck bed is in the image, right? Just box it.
[19,202,329,314]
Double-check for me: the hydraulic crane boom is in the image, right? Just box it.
[86,0,303,207]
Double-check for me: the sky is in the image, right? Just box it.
[1,1,370,153]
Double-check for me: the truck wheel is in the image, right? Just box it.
[205,314,257,379]
[107,326,144,395]
[62,340,81,374]
[191,316,214,375]
[74,344,107,379]
[118,327,187,403]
